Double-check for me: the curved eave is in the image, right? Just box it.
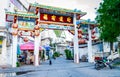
[79,20,99,26]
[28,3,87,16]
[80,22,99,26]
[6,12,38,18]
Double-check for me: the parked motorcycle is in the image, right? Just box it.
[94,57,112,70]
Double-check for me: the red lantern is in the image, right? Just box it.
[20,31,22,36]
[34,25,39,30]
[78,29,82,34]
[34,32,39,36]
[14,16,17,23]
[12,23,18,28]
[36,18,39,25]
[30,32,33,37]
[79,39,86,44]
[76,14,80,20]
[92,30,95,34]
[90,25,95,29]
[24,30,28,32]
[12,31,18,35]
[24,37,28,42]
[78,34,82,38]
[36,7,39,14]
[92,35,96,39]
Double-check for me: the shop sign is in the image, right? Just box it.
[18,21,35,30]
[40,13,73,24]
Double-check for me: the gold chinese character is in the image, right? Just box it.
[67,17,71,22]
[43,14,48,20]
[59,16,63,22]
[51,15,56,21]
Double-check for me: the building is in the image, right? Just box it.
[0,0,28,67]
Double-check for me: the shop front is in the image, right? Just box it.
[18,42,43,65]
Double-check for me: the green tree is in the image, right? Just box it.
[96,0,120,53]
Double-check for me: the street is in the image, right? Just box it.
[0,57,120,77]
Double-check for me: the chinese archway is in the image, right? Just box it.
[6,3,86,67]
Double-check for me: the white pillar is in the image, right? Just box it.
[2,38,7,65]
[73,14,79,63]
[12,35,18,67]
[34,35,40,66]
[34,8,41,66]
[88,25,94,62]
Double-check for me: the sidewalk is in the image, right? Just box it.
[0,57,93,73]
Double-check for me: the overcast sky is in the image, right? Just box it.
[27,0,102,21]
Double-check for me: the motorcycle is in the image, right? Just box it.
[94,57,112,70]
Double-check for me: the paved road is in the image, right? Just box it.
[0,57,120,77]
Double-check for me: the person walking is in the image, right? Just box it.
[49,50,53,65]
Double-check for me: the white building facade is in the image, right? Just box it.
[0,0,28,67]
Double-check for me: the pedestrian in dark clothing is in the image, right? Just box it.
[49,50,53,65]
[49,59,52,65]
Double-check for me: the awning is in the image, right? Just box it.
[20,42,42,51]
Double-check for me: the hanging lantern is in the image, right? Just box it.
[34,25,39,30]
[12,23,18,29]
[78,34,82,38]
[76,14,80,20]
[78,39,86,44]
[24,30,28,32]
[20,31,22,36]
[78,29,82,34]
[12,31,18,35]
[36,18,39,25]
[91,35,96,39]
[34,31,39,36]
[90,25,95,29]
[92,30,95,34]
[30,32,33,37]
[36,7,39,14]
[14,16,17,23]
[24,37,28,42]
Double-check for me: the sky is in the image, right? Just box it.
[27,0,102,21]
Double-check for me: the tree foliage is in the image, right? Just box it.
[96,0,120,43]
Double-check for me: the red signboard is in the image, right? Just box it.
[40,13,73,24]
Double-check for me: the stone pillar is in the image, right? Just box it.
[34,35,40,66]
[12,35,18,67]
[11,18,18,67]
[34,10,40,66]
[88,25,94,62]
[73,14,79,63]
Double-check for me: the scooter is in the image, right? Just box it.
[94,57,112,70]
